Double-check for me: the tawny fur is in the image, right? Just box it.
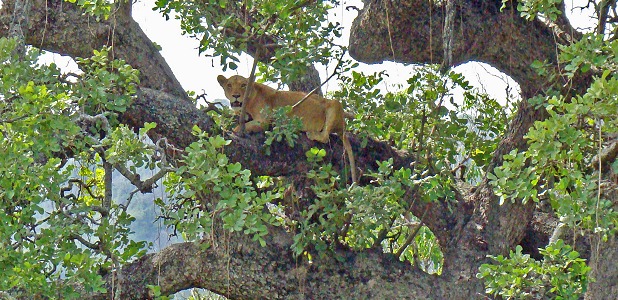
[217,75,357,183]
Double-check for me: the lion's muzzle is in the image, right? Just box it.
[231,100,242,108]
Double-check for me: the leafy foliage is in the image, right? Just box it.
[65,0,114,20]
[478,241,590,299]
[161,126,284,246]
[289,148,444,273]
[76,47,139,114]
[481,2,618,297]
[263,106,303,155]
[501,0,563,21]
[153,0,343,82]
[335,66,508,184]
[489,71,618,237]
[4,0,617,298]
[0,38,150,297]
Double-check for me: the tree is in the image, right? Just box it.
[0,0,616,299]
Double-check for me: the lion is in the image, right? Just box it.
[217,74,357,183]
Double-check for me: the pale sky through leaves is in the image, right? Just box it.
[38,0,594,108]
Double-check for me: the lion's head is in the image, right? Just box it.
[217,75,252,111]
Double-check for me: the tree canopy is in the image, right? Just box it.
[0,0,616,299]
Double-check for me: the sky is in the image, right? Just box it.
[37,0,595,108]
[36,0,519,107]
[129,0,519,105]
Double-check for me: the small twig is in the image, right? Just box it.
[58,72,82,83]
[372,215,400,248]
[114,162,171,194]
[61,178,104,206]
[196,91,223,114]
[373,187,418,249]
[203,101,223,114]
[196,90,208,102]
[394,222,423,259]
[239,48,260,134]
[70,234,101,251]
[0,114,30,124]
[395,203,430,259]
[291,49,347,109]
[86,205,111,218]
[120,189,141,214]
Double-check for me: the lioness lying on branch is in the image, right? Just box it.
[217,75,357,183]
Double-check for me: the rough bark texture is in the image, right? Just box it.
[347,2,616,300]
[350,0,555,98]
[1,0,616,299]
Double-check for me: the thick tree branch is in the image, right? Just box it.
[350,0,564,98]
[0,0,457,240]
[0,0,188,98]
[124,88,465,244]
[0,0,504,297]
[5,0,611,299]
[83,225,481,299]
[349,0,572,254]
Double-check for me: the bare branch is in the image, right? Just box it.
[238,48,259,134]
[196,92,223,114]
[291,49,346,109]
[69,234,101,252]
[113,162,172,194]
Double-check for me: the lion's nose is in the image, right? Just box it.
[232,94,241,99]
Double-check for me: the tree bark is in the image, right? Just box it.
[1,0,616,299]
[350,0,557,98]
[349,1,617,300]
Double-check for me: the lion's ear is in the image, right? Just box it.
[217,75,227,87]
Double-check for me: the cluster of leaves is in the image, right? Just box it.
[204,102,238,135]
[291,147,352,256]
[489,72,618,238]
[344,159,444,274]
[335,67,509,184]
[478,240,590,299]
[481,3,618,297]
[501,0,564,21]
[76,47,140,115]
[0,37,151,297]
[104,122,160,171]
[161,126,284,246]
[289,148,443,273]
[65,0,114,20]
[263,106,303,155]
[153,0,342,82]
[299,65,513,272]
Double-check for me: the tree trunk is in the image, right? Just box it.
[1,0,615,299]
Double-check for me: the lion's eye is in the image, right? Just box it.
[241,84,247,88]
[227,84,232,88]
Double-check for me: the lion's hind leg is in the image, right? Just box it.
[307,101,343,143]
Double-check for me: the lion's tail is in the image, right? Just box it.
[342,132,357,183]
